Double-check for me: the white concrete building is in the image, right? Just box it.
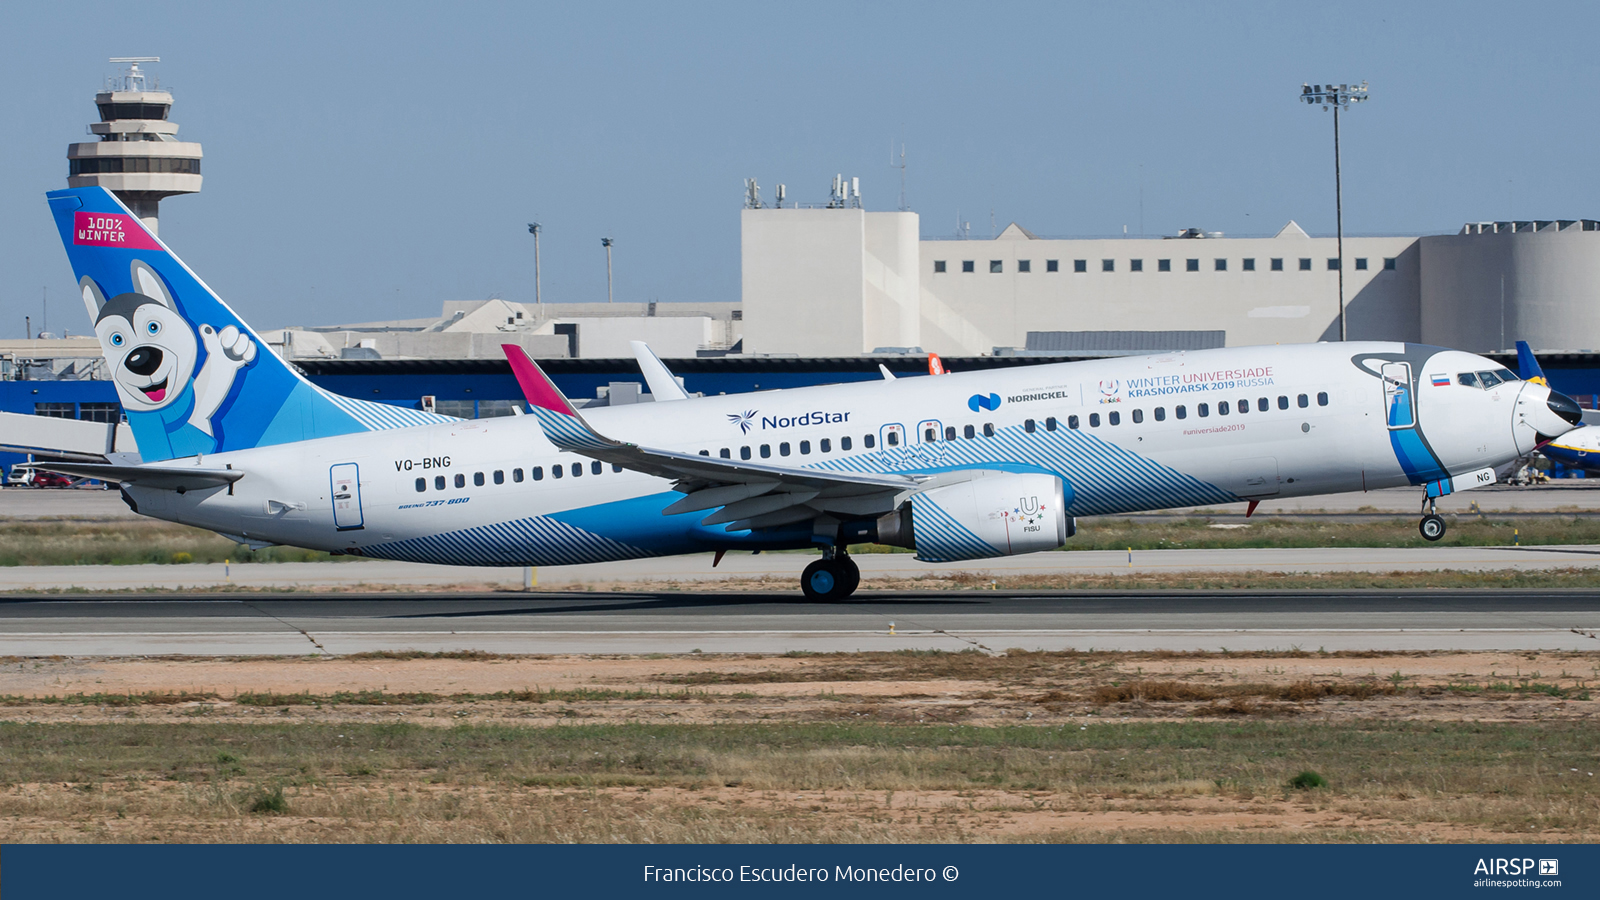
[739,205,1600,357]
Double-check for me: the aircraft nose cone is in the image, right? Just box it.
[1548,390,1584,426]
[124,346,163,377]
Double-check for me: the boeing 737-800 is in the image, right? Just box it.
[39,187,1585,599]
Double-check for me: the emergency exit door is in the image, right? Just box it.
[330,463,364,531]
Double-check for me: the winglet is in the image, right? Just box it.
[1515,341,1549,386]
[630,340,691,401]
[502,344,614,450]
[928,353,946,376]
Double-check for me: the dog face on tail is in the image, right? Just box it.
[83,262,199,413]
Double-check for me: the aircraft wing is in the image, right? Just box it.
[503,345,922,530]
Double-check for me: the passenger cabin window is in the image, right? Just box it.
[863,434,875,449]
[1025,419,1036,434]
[841,437,852,451]
[474,472,485,486]
[821,438,832,452]
[1089,413,1101,427]
[1297,394,1309,408]
[1317,392,1330,406]
[945,426,957,441]
[532,466,544,481]
[720,448,731,459]
[1108,411,1120,426]
[435,475,446,490]
[1045,417,1057,431]
[983,423,995,436]
[1154,407,1166,421]
[1218,402,1230,416]
[1277,396,1289,410]
[572,463,583,477]
[493,470,504,484]
[513,468,524,482]
[1175,405,1187,419]
[415,477,426,492]
[780,442,791,456]
[886,432,899,446]
[925,427,937,441]
[1067,415,1079,429]
[1237,400,1248,414]
[760,444,771,458]
[964,424,976,439]
[1257,398,1269,412]
[1198,403,1209,417]
[1132,409,1144,424]
[800,440,811,454]
[741,446,752,460]
[591,461,603,475]
[455,473,466,488]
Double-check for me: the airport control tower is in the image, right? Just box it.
[66,58,202,236]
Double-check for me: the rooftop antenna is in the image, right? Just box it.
[890,141,907,211]
[851,176,860,209]
[743,178,762,209]
[107,56,160,92]
[774,183,786,208]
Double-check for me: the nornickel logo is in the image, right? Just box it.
[728,410,757,434]
[968,393,1001,412]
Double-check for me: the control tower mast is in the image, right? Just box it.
[66,58,202,236]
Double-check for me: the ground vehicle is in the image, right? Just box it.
[5,467,76,488]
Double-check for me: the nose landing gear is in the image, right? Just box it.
[800,547,862,601]
[1419,496,1447,542]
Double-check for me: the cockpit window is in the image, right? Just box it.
[1494,368,1519,383]
[1476,370,1503,388]
[1457,372,1479,388]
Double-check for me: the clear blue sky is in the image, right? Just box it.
[2,1,1596,336]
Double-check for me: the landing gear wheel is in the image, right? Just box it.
[801,558,858,602]
[1419,514,1446,542]
[836,553,861,596]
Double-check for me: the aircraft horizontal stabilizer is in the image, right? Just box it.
[36,462,243,492]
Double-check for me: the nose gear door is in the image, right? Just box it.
[330,463,364,531]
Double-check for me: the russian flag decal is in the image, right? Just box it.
[1430,373,1451,387]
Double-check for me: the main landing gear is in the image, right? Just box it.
[1419,496,1447,542]
[801,548,861,601]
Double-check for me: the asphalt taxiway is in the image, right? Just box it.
[3,590,1597,655]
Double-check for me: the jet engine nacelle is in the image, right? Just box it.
[907,472,1070,562]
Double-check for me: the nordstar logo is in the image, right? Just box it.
[728,410,757,434]
[968,393,1002,412]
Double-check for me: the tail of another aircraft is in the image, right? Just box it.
[1515,340,1548,385]
[47,187,454,461]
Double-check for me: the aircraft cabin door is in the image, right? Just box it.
[330,463,364,531]
[1381,362,1415,430]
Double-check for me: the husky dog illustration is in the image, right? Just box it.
[81,260,256,451]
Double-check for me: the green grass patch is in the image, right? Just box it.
[0,521,349,566]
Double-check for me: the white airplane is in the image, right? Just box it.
[37,187,1584,600]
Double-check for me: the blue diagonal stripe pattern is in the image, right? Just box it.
[910,493,997,562]
[530,407,613,451]
[811,422,1236,516]
[363,514,654,567]
[319,389,462,429]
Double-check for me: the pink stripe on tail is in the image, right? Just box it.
[502,344,576,416]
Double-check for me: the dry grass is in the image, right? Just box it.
[1,720,1596,843]
[0,521,345,566]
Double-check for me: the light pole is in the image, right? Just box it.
[1300,81,1368,342]
[601,237,614,304]
[526,223,542,310]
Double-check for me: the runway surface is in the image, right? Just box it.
[4,590,1598,655]
[3,544,1600,592]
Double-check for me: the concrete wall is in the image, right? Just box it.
[1421,229,1600,353]
[538,316,715,359]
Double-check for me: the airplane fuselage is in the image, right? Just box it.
[129,341,1542,566]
